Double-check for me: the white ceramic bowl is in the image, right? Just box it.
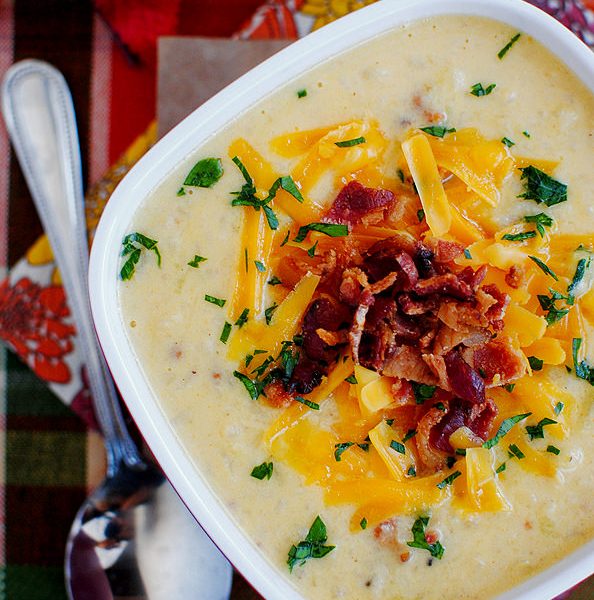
[89,1,594,598]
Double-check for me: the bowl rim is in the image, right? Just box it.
[89,1,594,598]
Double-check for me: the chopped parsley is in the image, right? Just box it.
[220,321,232,343]
[504,383,516,393]
[307,241,318,257]
[501,137,515,147]
[463,248,472,260]
[407,466,417,477]
[495,462,506,474]
[417,208,425,223]
[233,371,259,400]
[120,232,161,281]
[177,187,186,196]
[554,402,564,416]
[335,136,366,147]
[455,448,467,456]
[280,230,290,247]
[397,168,405,183]
[411,382,436,404]
[287,516,335,572]
[537,289,572,325]
[483,413,532,449]
[268,275,283,286]
[254,260,266,273]
[360,518,368,530]
[420,125,456,138]
[294,222,349,243]
[204,294,226,307]
[402,429,417,443]
[470,82,496,97]
[264,302,278,325]
[188,255,207,268]
[508,444,525,460]
[183,157,224,187]
[546,445,560,455]
[524,212,553,238]
[526,417,557,440]
[407,516,444,559]
[334,442,354,462]
[436,471,462,489]
[235,308,249,328]
[390,440,406,455]
[568,257,591,298]
[502,231,536,242]
[572,338,594,386]
[529,255,558,281]
[522,130,531,138]
[251,461,273,480]
[498,32,521,59]
[297,89,307,98]
[345,374,358,384]
[518,166,567,207]
[528,356,544,371]
[244,248,248,272]
[295,396,320,410]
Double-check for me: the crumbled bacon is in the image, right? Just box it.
[461,340,527,387]
[263,380,293,408]
[444,350,485,405]
[505,265,524,289]
[324,180,395,226]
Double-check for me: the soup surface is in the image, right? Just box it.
[119,15,594,600]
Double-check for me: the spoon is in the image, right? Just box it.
[1,59,232,600]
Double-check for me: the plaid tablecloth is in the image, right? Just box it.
[0,1,593,598]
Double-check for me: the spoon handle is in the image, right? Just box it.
[1,60,143,472]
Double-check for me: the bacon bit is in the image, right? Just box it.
[324,180,395,227]
[416,406,450,472]
[444,350,485,405]
[424,530,439,544]
[462,340,527,387]
[414,273,473,301]
[424,238,465,264]
[383,346,438,385]
[263,380,293,408]
[525,520,533,530]
[506,265,525,289]
[175,350,183,359]
[315,328,348,346]
[212,372,221,379]
[374,518,398,544]
[400,551,411,563]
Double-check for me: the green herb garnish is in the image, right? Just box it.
[120,232,161,281]
[436,471,462,489]
[264,302,278,325]
[235,308,249,328]
[407,516,444,559]
[177,187,186,196]
[233,371,260,400]
[524,212,553,238]
[528,356,544,371]
[463,248,472,260]
[220,321,232,343]
[537,289,572,325]
[254,260,266,273]
[307,241,318,257]
[495,462,506,474]
[498,32,521,59]
[572,338,594,385]
[501,137,515,147]
[483,413,532,449]
[294,222,349,243]
[345,374,358,384]
[297,89,307,98]
[188,255,207,268]
[407,466,417,477]
[412,382,436,404]
[335,136,366,147]
[360,518,368,530]
[522,130,531,138]
[568,257,591,297]
[390,440,406,455]
[546,445,560,455]
[295,396,320,410]
[334,442,354,462]
[420,125,456,138]
[402,429,417,443]
[183,157,224,187]
[287,516,335,572]
[518,166,567,207]
[508,444,525,460]
[204,294,226,307]
[280,230,290,247]
[251,461,273,480]
[417,208,425,223]
[470,82,496,97]
[529,255,558,281]
[554,402,564,416]
[502,231,536,242]
[268,275,283,286]
[504,383,516,393]
[526,417,557,440]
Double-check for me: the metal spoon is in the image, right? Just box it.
[1,59,232,600]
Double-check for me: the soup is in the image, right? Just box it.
[119,15,594,600]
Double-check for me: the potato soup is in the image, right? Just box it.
[119,15,594,600]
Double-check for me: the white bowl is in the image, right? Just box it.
[89,1,594,598]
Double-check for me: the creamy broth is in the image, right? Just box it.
[120,16,594,599]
